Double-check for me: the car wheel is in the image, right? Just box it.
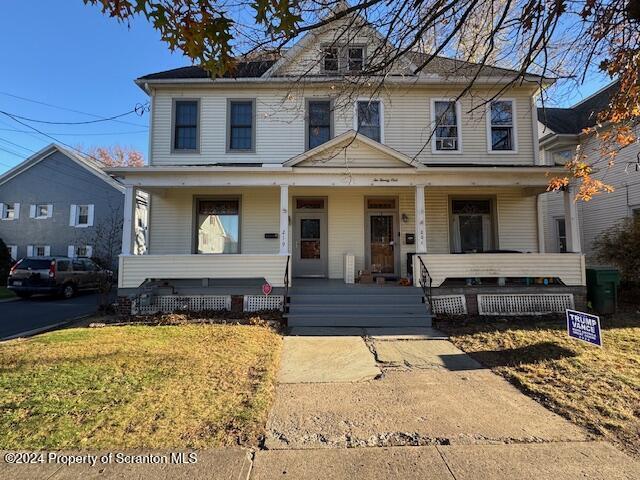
[62,284,76,299]
[16,292,32,299]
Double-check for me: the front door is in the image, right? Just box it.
[367,212,397,276]
[293,211,328,277]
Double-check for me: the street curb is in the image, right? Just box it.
[0,297,19,304]
[0,313,93,342]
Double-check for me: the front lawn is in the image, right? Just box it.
[0,286,15,299]
[438,313,640,458]
[0,323,282,449]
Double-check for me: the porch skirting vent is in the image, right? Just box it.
[431,295,467,315]
[477,294,574,316]
[132,295,232,315]
[244,295,285,312]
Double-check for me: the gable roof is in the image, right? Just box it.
[538,80,619,134]
[0,144,125,192]
[284,130,421,168]
[138,60,276,81]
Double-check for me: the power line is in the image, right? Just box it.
[0,127,147,136]
[0,136,36,154]
[0,91,148,127]
[0,103,149,126]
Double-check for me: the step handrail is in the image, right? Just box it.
[282,254,290,312]
[416,255,433,315]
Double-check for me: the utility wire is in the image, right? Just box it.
[0,91,148,127]
[1,103,149,126]
[0,127,147,136]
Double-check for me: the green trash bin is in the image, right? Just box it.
[586,267,620,314]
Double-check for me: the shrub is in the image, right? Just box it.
[594,218,640,283]
[0,238,12,286]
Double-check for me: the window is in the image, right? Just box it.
[7,245,17,261]
[555,218,567,253]
[1,202,19,220]
[30,203,52,219]
[322,47,339,72]
[488,100,515,151]
[451,199,494,253]
[367,198,396,209]
[197,198,240,254]
[552,149,574,165]
[76,246,88,257]
[433,100,461,152]
[173,100,199,151]
[356,100,382,142]
[295,198,325,210]
[70,204,94,227]
[307,100,332,149]
[322,45,365,72]
[228,100,254,151]
[348,47,364,71]
[34,246,47,257]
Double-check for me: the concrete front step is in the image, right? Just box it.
[287,314,432,327]
[288,304,428,315]
[289,294,425,305]
[289,286,421,295]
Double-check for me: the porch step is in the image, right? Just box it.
[286,283,431,327]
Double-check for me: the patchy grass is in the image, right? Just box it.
[438,313,640,458]
[0,287,15,299]
[0,324,282,449]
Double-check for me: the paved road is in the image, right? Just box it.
[0,292,104,340]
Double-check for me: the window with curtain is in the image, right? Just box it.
[197,199,240,254]
[229,101,254,151]
[308,100,331,149]
[356,100,381,142]
[173,100,198,150]
[489,100,514,151]
[451,199,494,253]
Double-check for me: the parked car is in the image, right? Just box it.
[7,256,113,299]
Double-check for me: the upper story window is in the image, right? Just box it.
[30,203,52,219]
[307,100,332,149]
[1,202,19,221]
[228,100,255,152]
[322,45,365,73]
[552,148,574,165]
[432,100,461,152]
[488,100,516,152]
[70,204,94,228]
[356,100,382,142]
[173,100,199,151]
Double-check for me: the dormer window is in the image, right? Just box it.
[322,45,365,73]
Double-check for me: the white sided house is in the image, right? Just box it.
[111,16,586,323]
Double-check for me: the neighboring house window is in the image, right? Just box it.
[30,245,50,257]
[307,100,332,149]
[68,245,93,258]
[196,198,240,254]
[356,100,382,142]
[552,149,574,165]
[432,100,461,152]
[30,203,53,219]
[488,100,516,151]
[1,202,19,220]
[322,46,339,72]
[556,218,567,253]
[7,245,17,261]
[70,204,94,227]
[451,199,494,253]
[228,100,254,151]
[348,47,364,71]
[173,100,199,151]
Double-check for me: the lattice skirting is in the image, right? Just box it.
[244,295,285,312]
[431,295,467,315]
[478,294,575,316]
[132,295,231,315]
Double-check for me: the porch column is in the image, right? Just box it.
[563,186,582,253]
[279,185,289,255]
[121,185,136,255]
[415,185,427,253]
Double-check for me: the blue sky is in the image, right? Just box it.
[0,1,611,175]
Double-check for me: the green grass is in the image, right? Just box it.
[0,287,15,299]
[0,324,282,449]
[438,314,640,459]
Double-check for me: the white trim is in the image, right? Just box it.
[353,98,384,144]
[87,204,95,227]
[531,95,541,165]
[73,204,92,228]
[7,245,18,261]
[86,245,93,258]
[68,245,76,258]
[27,245,34,257]
[430,98,463,154]
[69,204,77,226]
[486,98,518,154]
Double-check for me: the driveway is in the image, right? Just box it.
[0,292,107,340]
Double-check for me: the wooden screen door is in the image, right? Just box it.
[368,213,396,275]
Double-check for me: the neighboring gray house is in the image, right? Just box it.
[538,80,640,263]
[0,144,146,268]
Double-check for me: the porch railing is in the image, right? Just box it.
[416,255,433,315]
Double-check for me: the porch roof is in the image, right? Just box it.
[107,164,564,189]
